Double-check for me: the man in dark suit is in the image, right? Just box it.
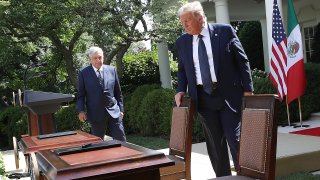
[174,1,254,177]
[77,46,126,141]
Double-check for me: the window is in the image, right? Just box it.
[304,26,316,61]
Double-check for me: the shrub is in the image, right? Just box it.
[251,69,289,125]
[0,153,6,178]
[238,21,264,70]
[252,63,320,124]
[137,88,176,136]
[54,104,90,133]
[291,63,320,121]
[192,114,205,142]
[121,49,178,92]
[124,84,161,133]
[0,106,27,148]
[122,50,160,88]
[0,104,90,149]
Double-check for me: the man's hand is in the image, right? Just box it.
[175,92,185,107]
[78,112,87,122]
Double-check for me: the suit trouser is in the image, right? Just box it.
[197,86,241,177]
[90,113,126,141]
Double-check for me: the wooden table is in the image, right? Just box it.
[19,130,102,154]
[36,140,174,180]
[18,130,102,173]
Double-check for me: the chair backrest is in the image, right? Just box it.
[237,94,279,180]
[168,97,195,161]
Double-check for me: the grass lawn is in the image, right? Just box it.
[126,134,169,150]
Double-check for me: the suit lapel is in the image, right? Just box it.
[102,65,109,89]
[208,24,219,77]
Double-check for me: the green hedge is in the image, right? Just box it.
[54,104,90,133]
[0,104,91,149]
[124,84,161,133]
[0,106,27,148]
[137,88,176,136]
[124,84,176,136]
[192,114,205,142]
[239,21,264,70]
[121,50,160,89]
[121,49,178,93]
[124,84,205,141]
[0,153,5,178]
[252,63,320,124]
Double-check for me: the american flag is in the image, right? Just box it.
[269,0,287,101]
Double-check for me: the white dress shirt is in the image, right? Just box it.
[192,23,217,85]
[92,66,104,79]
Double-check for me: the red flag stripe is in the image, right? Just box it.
[270,59,286,93]
[270,60,286,99]
[271,43,287,78]
[269,74,283,101]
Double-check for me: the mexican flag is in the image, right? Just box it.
[286,0,307,104]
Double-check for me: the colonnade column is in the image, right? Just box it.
[260,19,270,72]
[157,42,172,89]
[213,0,230,24]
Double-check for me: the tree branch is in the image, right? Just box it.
[69,30,83,51]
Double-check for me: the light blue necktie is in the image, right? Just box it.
[198,34,213,95]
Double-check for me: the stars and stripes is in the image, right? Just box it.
[269,0,287,101]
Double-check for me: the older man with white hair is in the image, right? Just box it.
[174,1,254,177]
[77,46,126,141]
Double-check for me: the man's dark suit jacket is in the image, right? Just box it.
[176,23,254,112]
[77,65,124,122]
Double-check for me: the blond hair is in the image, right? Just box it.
[177,1,205,18]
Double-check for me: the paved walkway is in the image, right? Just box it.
[1,118,320,180]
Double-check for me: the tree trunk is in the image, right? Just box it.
[63,50,78,88]
[48,31,82,88]
[115,43,131,80]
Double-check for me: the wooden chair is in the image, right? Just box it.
[215,94,279,180]
[160,97,195,180]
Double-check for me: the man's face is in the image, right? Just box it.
[180,12,203,35]
[90,51,104,69]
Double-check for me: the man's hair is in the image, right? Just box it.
[177,1,205,18]
[87,46,103,58]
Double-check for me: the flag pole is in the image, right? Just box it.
[286,98,291,126]
[286,103,291,126]
[294,97,309,128]
[298,97,302,126]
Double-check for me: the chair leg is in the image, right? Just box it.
[185,159,191,180]
[186,174,191,180]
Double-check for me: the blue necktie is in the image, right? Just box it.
[198,34,213,95]
[97,70,104,88]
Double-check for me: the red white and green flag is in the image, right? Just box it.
[286,0,307,104]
